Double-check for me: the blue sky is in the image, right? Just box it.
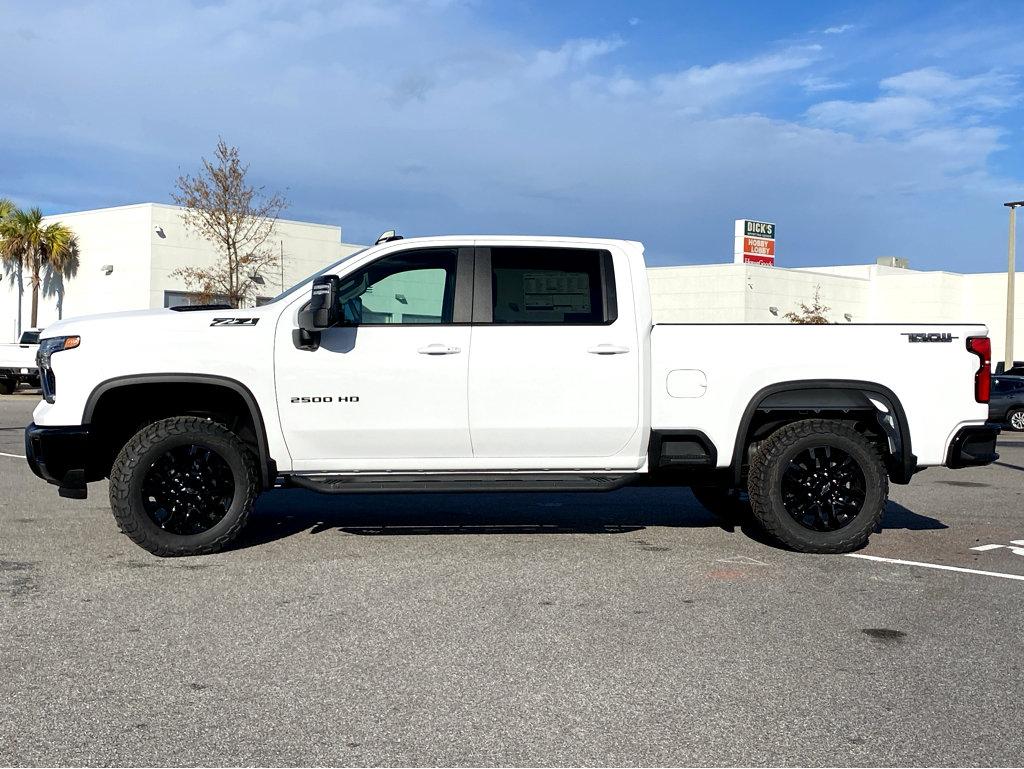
[2,0,1024,271]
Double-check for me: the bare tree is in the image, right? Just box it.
[171,138,288,308]
[784,285,832,324]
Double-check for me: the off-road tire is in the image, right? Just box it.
[0,378,14,395]
[109,416,259,557]
[1007,408,1024,432]
[747,419,887,553]
[691,485,751,523]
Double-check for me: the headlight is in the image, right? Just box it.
[37,336,80,403]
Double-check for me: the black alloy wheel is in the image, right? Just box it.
[780,444,867,532]
[141,444,236,535]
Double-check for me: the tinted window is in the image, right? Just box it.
[164,290,230,308]
[339,249,458,325]
[20,331,40,344]
[994,378,1024,394]
[489,247,615,324]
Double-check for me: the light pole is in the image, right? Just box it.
[1004,201,1024,372]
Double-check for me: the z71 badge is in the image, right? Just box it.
[901,332,957,343]
[211,318,259,326]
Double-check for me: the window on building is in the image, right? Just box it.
[488,247,616,325]
[163,291,231,308]
[337,249,458,325]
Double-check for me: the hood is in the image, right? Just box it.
[41,305,279,339]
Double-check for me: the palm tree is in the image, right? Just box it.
[0,206,80,329]
[0,198,24,336]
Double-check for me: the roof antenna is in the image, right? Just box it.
[375,230,404,245]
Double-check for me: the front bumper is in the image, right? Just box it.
[24,422,105,498]
[1,366,39,381]
[945,425,1000,469]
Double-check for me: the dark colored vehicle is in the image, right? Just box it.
[991,375,1024,431]
[996,361,1024,376]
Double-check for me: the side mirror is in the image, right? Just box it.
[299,275,342,331]
[294,275,341,351]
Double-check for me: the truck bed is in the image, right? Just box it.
[650,323,990,469]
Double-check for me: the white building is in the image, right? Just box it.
[1,203,363,340]
[2,203,1021,366]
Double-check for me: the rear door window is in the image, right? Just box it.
[482,247,616,325]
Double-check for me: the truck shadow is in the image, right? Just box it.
[883,501,948,530]
[231,489,947,551]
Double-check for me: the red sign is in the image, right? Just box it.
[743,254,775,265]
[743,237,774,256]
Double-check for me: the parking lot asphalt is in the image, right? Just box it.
[2,392,1023,767]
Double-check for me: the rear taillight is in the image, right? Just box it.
[967,336,991,403]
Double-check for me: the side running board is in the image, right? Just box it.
[285,473,637,494]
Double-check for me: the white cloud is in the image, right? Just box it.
[653,45,822,112]
[808,67,1017,136]
[527,36,625,79]
[823,24,855,35]
[801,75,847,93]
[881,67,1017,110]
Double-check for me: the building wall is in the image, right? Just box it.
[647,265,748,322]
[147,204,359,309]
[1,204,153,341]
[647,262,1024,365]
[0,203,363,341]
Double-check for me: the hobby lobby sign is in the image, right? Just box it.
[734,219,776,266]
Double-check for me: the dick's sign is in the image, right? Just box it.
[734,219,776,266]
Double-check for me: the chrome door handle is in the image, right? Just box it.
[418,344,461,355]
[587,344,630,355]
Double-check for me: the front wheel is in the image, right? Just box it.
[747,419,887,553]
[109,416,259,557]
[0,378,14,395]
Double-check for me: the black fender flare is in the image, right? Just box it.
[731,379,915,484]
[83,373,275,487]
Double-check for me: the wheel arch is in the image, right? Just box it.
[731,379,915,485]
[83,373,275,487]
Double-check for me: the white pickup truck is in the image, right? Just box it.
[25,236,998,556]
[0,329,42,394]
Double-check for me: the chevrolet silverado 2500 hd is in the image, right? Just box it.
[25,236,999,556]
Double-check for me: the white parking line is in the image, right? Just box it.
[846,553,1024,582]
[0,451,26,459]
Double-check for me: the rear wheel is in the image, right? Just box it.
[1008,408,1024,432]
[747,419,887,553]
[109,416,259,557]
[0,378,14,395]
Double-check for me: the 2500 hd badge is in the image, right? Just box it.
[290,396,360,403]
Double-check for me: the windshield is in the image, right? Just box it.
[267,247,370,304]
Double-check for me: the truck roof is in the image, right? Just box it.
[375,235,643,249]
